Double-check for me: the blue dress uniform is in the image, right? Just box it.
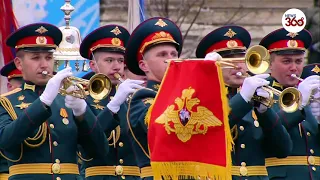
[259,28,320,180]
[77,25,140,180]
[196,26,293,180]
[125,17,183,179]
[0,23,109,180]
[0,61,23,180]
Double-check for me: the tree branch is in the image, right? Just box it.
[183,0,205,41]
[224,5,243,25]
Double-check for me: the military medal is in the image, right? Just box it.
[60,108,69,125]
[251,110,259,127]
[254,121,260,128]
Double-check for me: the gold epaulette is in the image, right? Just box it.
[0,96,18,120]
[0,88,22,97]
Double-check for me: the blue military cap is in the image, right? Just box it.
[259,28,312,55]
[0,61,22,80]
[80,25,130,60]
[125,17,183,75]
[301,63,320,79]
[196,25,251,58]
[6,23,62,52]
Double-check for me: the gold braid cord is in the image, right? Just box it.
[0,96,47,162]
[126,89,156,159]
[108,126,121,146]
[0,97,23,162]
[76,151,93,162]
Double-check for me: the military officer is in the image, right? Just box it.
[0,23,108,180]
[0,61,23,91]
[259,28,320,180]
[78,25,143,179]
[0,61,23,180]
[125,17,183,179]
[301,63,320,121]
[196,25,293,180]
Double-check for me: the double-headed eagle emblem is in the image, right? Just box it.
[155,87,222,142]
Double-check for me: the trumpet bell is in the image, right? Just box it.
[279,87,302,113]
[89,73,112,100]
[245,45,270,74]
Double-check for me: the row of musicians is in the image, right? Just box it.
[0,17,320,180]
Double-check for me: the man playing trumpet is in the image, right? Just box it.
[0,23,108,180]
[196,25,293,179]
[78,25,144,179]
[260,28,320,180]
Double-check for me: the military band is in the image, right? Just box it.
[197,25,293,180]
[0,10,320,180]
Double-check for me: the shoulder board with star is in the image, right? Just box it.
[0,88,22,97]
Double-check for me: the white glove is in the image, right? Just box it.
[255,88,270,113]
[107,79,144,113]
[64,86,87,117]
[40,67,72,106]
[297,75,320,109]
[310,90,320,123]
[240,74,270,102]
[310,101,320,120]
[204,52,222,61]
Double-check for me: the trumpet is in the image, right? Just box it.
[42,71,112,100]
[291,74,320,103]
[236,72,302,113]
[218,45,302,113]
[217,45,270,74]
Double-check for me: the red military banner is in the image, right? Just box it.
[146,60,232,180]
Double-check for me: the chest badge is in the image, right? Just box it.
[91,104,105,110]
[15,102,31,109]
[60,108,69,125]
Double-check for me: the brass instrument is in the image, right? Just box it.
[217,45,270,74]
[42,71,112,100]
[291,74,320,103]
[218,45,302,113]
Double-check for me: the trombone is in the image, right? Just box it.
[42,71,112,100]
[216,45,302,113]
[291,74,320,103]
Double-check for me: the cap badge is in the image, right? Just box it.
[287,40,298,48]
[286,32,298,38]
[111,38,121,46]
[224,29,237,38]
[226,40,238,48]
[35,26,48,34]
[36,36,48,45]
[155,19,167,27]
[111,26,122,36]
